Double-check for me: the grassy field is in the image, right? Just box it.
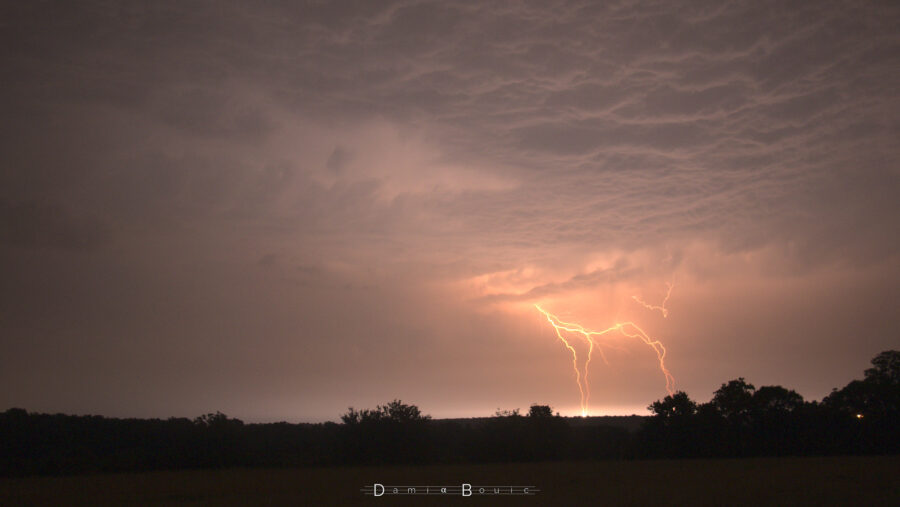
[1,456,898,506]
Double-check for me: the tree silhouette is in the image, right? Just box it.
[865,350,900,384]
[819,350,900,454]
[340,400,431,425]
[340,407,378,425]
[193,411,243,428]
[824,349,900,430]
[379,399,430,422]
[712,378,755,420]
[527,404,554,418]
[649,391,697,419]
[338,400,432,464]
[752,386,804,413]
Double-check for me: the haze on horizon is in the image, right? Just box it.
[1,0,899,422]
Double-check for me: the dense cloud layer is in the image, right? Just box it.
[1,0,898,420]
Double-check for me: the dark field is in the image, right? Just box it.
[1,456,898,506]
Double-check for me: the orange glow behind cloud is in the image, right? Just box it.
[456,253,682,416]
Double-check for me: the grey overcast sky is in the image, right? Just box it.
[1,0,899,421]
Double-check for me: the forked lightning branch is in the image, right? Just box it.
[535,283,676,416]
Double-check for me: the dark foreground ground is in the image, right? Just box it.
[1,456,898,506]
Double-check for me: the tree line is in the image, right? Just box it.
[638,349,899,458]
[1,350,897,476]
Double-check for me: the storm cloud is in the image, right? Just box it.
[1,0,898,420]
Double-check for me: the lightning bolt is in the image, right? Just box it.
[535,304,675,416]
[632,282,674,318]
